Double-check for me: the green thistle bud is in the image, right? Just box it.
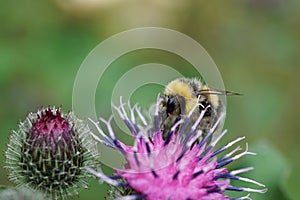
[4,107,99,199]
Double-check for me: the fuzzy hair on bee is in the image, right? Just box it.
[160,77,239,144]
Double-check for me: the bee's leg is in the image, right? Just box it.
[162,118,172,140]
[162,116,181,140]
[198,117,213,147]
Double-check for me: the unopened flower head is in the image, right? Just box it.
[5,107,99,199]
[87,97,267,200]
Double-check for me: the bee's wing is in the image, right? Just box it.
[198,88,242,96]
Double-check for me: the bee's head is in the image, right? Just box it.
[162,79,201,116]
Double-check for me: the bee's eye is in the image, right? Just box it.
[166,97,176,114]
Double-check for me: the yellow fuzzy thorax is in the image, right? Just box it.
[164,80,193,99]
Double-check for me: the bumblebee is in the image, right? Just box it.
[160,77,239,144]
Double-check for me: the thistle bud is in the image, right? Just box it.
[5,107,99,199]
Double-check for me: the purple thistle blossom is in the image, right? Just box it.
[87,97,267,200]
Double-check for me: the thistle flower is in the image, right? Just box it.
[5,107,99,199]
[87,97,267,200]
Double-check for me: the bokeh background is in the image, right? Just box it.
[0,0,299,199]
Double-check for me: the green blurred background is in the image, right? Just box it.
[1,0,299,199]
